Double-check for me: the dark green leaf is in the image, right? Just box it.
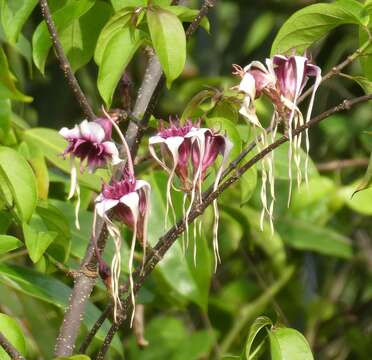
[271,0,368,55]
[147,6,186,86]
[0,263,123,356]
[0,235,22,255]
[97,27,143,106]
[269,327,314,360]
[54,356,91,360]
[0,0,38,44]
[0,99,11,138]
[0,146,37,222]
[277,218,353,259]
[0,313,26,359]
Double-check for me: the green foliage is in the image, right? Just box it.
[0,235,22,254]
[147,6,186,86]
[0,146,37,222]
[0,313,26,359]
[271,0,369,55]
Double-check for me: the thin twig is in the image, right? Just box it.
[39,0,95,120]
[94,94,372,357]
[317,158,369,172]
[0,331,25,360]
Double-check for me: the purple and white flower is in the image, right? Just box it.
[149,120,232,268]
[60,118,121,228]
[95,168,151,323]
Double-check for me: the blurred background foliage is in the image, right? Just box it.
[0,0,372,359]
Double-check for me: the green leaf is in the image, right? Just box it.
[0,235,22,255]
[144,171,210,309]
[269,327,314,360]
[277,218,353,259]
[0,0,38,44]
[0,99,11,138]
[271,136,318,180]
[98,27,143,106]
[19,140,49,200]
[240,165,257,205]
[57,1,112,72]
[180,90,215,123]
[94,7,133,65]
[0,146,37,222]
[339,181,372,215]
[111,0,146,11]
[24,128,108,192]
[351,152,372,196]
[32,0,95,74]
[147,6,186,86]
[245,316,273,360]
[271,0,368,55]
[0,263,123,356]
[347,75,372,94]
[206,117,242,161]
[23,218,57,263]
[0,313,26,359]
[0,47,32,102]
[161,5,210,32]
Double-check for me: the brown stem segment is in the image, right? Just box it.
[0,331,25,360]
[94,94,372,358]
[39,0,95,120]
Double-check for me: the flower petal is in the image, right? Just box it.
[119,192,140,221]
[239,73,256,99]
[148,135,166,145]
[95,198,119,217]
[102,141,122,165]
[80,120,106,143]
[59,125,81,140]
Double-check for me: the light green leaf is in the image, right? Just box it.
[0,146,37,222]
[111,0,145,11]
[240,165,257,205]
[0,235,22,255]
[24,128,108,192]
[277,218,353,259]
[271,0,368,55]
[269,327,314,360]
[32,0,95,74]
[36,202,71,263]
[23,218,57,263]
[147,6,186,86]
[339,181,372,215]
[0,0,38,44]
[94,7,133,65]
[98,27,143,106]
[0,47,32,102]
[0,313,26,359]
[0,263,123,356]
[180,90,215,123]
[245,316,273,359]
[0,99,11,138]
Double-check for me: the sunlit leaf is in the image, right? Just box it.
[0,313,26,359]
[271,0,369,55]
[147,6,186,86]
[0,146,37,222]
[0,235,22,255]
[269,327,314,360]
[245,316,273,359]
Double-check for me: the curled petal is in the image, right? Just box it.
[95,198,120,217]
[102,141,122,165]
[79,120,106,143]
[59,125,81,140]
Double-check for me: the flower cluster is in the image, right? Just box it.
[234,54,321,230]
[149,119,232,267]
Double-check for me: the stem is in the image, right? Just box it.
[298,38,372,104]
[93,94,372,356]
[317,158,369,172]
[39,0,95,120]
[0,331,25,360]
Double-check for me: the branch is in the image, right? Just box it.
[94,93,372,358]
[55,0,214,355]
[0,332,25,360]
[317,158,369,172]
[298,38,372,103]
[39,0,95,120]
